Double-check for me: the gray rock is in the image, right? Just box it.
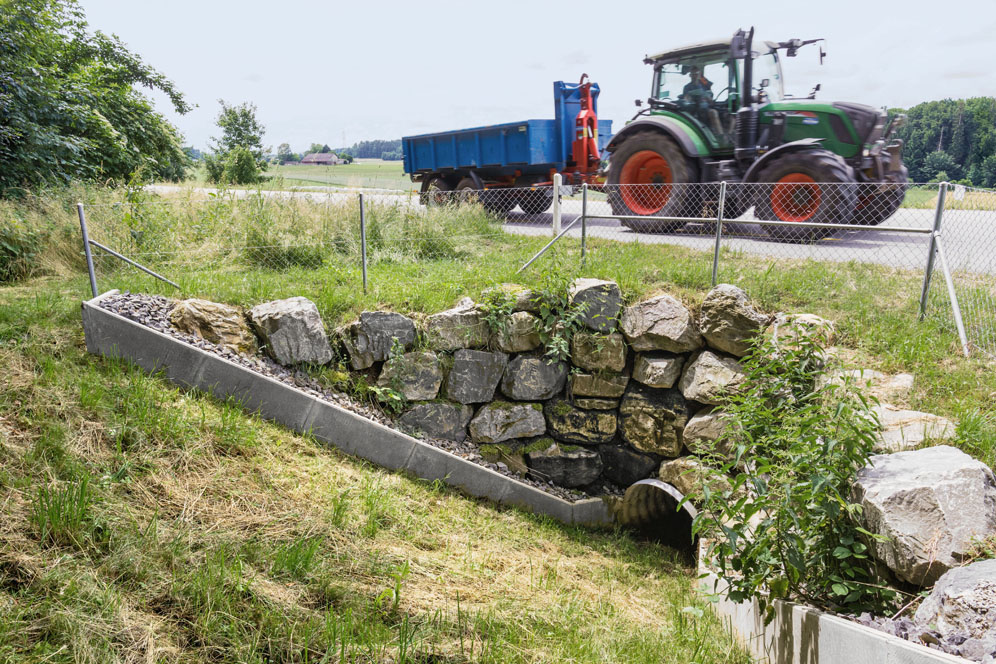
[425,302,489,351]
[568,372,629,399]
[544,399,617,445]
[446,349,509,404]
[678,351,746,405]
[632,352,684,388]
[501,355,568,401]
[618,383,690,457]
[494,311,541,353]
[600,445,660,486]
[766,312,836,349]
[398,402,473,442]
[620,294,703,353]
[478,440,529,476]
[819,369,916,404]
[568,278,622,332]
[914,559,996,648]
[249,297,333,366]
[853,446,996,586]
[468,401,545,443]
[873,404,957,452]
[570,332,626,372]
[658,456,731,503]
[525,441,603,488]
[337,311,416,370]
[377,351,443,401]
[683,407,733,457]
[572,397,619,410]
[170,298,257,354]
[482,283,539,313]
[698,284,769,357]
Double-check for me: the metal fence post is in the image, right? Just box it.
[551,173,562,237]
[919,182,948,319]
[77,203,98,298]
[934,235,971,357]
[359,193,368,294]
[581,183,588,267]
[711,181,727,287]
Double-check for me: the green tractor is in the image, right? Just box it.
[605,27,908,241]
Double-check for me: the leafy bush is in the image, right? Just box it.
[0,218,44,283]
[531,268,589,363]
[693,332,897,615]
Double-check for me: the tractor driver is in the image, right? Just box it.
[683,64,725,138]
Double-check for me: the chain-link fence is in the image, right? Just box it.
[76,180,996,359]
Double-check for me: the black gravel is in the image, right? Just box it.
[848,612,994,662]
[98,292,621,503]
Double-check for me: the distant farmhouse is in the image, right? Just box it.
[301,152,343,166]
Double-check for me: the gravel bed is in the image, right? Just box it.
[847,612,994,662]
[98,293,623,503]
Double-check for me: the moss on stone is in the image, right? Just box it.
[521,437,556,455]
[548,400,573,417]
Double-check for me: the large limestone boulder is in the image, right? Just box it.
[337,311,416,370]
[683,407,733,458]
[914,559,996,651]
[873,404,956,452]
[632,352,684,389]
[766,312,836,349]
[599,445,660,486]
[248,297,332,365]
[525,441,603,488]
[618,383,690,457]
[853,446,996,586]
[620,294,703,353]
[501,356,567,401]
[572,397,619,410]
[544,399,617,445]
[376,351,443,401]
[170,298,257,354]
[698,284,769,357]
[570,332,626,372]
[446,349,508,404]
[398,402,473,442]
[818,369,915,404]
[568,278,622,332]
[678,351,746,405]
[481,283,539,313]
[425,301,489,351]
[658,456,731,503]
[494,311,541,353]
[468,402,545,443]
[568,372,629,399]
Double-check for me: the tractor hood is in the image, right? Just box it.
[833,102,886,144]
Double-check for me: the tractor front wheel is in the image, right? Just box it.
[607,131,693,233]
[754,151,857,243]
[854,166,909,225]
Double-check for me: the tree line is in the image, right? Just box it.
[891,97,996,187]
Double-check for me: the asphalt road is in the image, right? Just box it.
[147,185,996,276]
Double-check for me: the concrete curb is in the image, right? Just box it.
[81,292,612,527]
[699,571,966,664]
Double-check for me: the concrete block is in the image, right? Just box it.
[307,399,417,471]
[572,498,613,526]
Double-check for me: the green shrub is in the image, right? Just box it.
[0,218,44,283]
[693,333,897,615]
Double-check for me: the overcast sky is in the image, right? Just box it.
[79,0,995,153]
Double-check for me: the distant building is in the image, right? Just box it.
[301,152,342,165]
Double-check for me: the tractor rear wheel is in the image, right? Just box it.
[607,131,692,233]
[854,166,908,225]
[754,150,857,242]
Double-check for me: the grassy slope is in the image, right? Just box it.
[0,280,751,663]
[186,160,413,192]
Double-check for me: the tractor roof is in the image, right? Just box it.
[644,38,732,65]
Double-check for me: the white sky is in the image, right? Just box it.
[79,0,996,153]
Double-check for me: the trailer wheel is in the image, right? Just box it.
[607,131,692,233]
[519,187,554,215]
[420,177,453,206]
[480,189,517,215]
[454,178,481,205]
[754,150,857,243]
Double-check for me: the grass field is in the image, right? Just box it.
[187,159,414,192]
[3,183,996,661]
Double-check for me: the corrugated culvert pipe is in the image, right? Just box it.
[617,479,698,554]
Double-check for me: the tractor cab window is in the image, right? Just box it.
[748,51,785,102]
[654,54,738,146]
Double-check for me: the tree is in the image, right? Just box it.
[923,150,961,182]
[0,0,192,195]
[306,143,332,155]
[205,100,268,184]
[275,143,293,164]
[339,152,354,164]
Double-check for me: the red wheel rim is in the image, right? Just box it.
[619,150,673,215]
[770,173,821,221]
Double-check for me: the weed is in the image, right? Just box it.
[31,476,97,548]
[375,560,411,615]
[271,537,322,581]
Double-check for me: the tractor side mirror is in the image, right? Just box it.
[634,99,643,107]
[819,46,826,64]
[759,78,770,88]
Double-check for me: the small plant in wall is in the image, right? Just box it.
[370,338,408,414]
[479,286,517,347]
[531,270,589,364]
[692,332,899,616]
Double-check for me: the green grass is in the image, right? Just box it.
[186,159,413,192]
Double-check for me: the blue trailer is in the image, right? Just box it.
[402,77,612,212]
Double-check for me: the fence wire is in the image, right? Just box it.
[78,179,996,359]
